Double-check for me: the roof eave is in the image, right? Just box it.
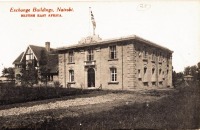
[56,37,173,53]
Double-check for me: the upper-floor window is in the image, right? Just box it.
[109,46,117,59]
[138,48,142,57]
[159,69,162,75]
[167,54,170,64]
[15,64,22,68]
[69,70,74,82]
[162,71,165,79]
[110,68,117,82]
[152,68,155,75]
[143,47,148,59]
[152,51,156,61]
[87,49,94,61]
[158,52,162,62]
[26,49,33,60]
[68,51,74,63]
[144,67,147,75]
[138,69,141,79]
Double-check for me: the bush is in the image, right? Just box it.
[0,84,89,105]
[53,81,61,88]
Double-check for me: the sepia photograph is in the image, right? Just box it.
[0,0,199,129]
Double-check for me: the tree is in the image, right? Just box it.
[184,66,190,75]
[2,68,8,76]
[184,64,199,81]
[172,71,177,87]
[176,72,184,80]
[190,65,198,80]
[2,67,15,81]
[197,62,200,81]
[20,63,38,87]
[38,50,50,86]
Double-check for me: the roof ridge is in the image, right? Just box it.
[29,44,55,50]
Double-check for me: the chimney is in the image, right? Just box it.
[45,42,50,52]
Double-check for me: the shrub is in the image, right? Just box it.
[54,81,61,88]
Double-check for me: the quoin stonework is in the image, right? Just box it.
[56,35,173,90]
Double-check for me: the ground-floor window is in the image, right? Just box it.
[143,67,147,81]
[138,69,141,79]
[159,81,163,85]
[152,82,156,86]
[143,82,148,86]
[110,68,117,82]
[69,70,74,82]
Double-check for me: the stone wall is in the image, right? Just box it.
[134,41,173,88]
[58,39,173,89]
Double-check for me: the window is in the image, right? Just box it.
[152,68,155,75]
[151,68,156,81]
[159,69,162,75]
[162,71,165,79]
[138,69,141,79]
[109,46,117,59]
[152,51,156,61]
[87,49,94,61]
[144,67,147,75]
[68,52,74,63]
[69,70,74,82]
[167,54,170,65]
[143,67,147,81]
[143,48,148,59]
[26,49,33,60]
[15,64,22,68]
[110,68,117,82]
[138,48,142,57]
[158,52,162,62]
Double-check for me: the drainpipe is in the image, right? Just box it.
[100,47,102,89]
[64,53,66,87]
[122,43,124,90]
[156,53,158,87]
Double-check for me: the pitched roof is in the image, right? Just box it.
[13,52,24,64]
[48,54,58,73]
[13,45,58,74]
[56,35,173,53]
[29,45,49,61]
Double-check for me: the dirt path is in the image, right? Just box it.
[0,91,165,117]
[0,93,133,117]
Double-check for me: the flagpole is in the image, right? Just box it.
[90,7,95,36]
[89,7,91,36]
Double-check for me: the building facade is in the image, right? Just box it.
[13,42,58,85]
[57,35,173,90]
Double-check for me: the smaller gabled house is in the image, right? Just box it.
[13,42,58,85]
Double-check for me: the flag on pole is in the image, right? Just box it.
[90,9,96,29]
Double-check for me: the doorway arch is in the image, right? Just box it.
[87,68,95,87]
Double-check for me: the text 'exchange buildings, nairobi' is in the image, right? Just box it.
[10,7,74,17]
[10,7,74,13]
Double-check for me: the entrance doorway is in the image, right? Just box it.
[87,68,95,87]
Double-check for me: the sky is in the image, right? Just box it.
[0,1,200,75]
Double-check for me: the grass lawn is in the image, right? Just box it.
[0,81,199,129]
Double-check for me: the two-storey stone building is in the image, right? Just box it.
[57,35,173,90]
